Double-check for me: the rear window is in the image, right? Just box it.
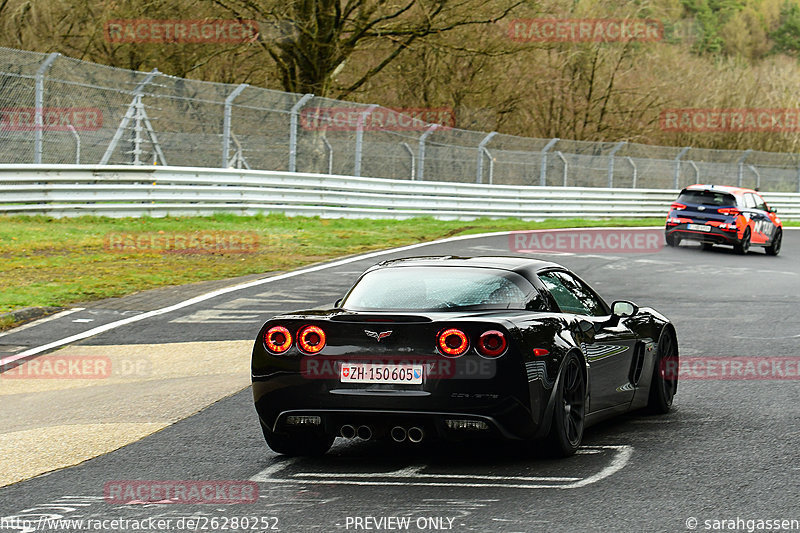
[677,189,736,207]
[342,266,538,311]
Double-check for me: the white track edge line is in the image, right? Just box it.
[0,226,676,367]
[0,230,508,366]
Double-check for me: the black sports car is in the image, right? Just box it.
[252,256,678,457]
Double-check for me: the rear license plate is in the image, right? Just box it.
[687,223,711,232]
[340,363,423,384]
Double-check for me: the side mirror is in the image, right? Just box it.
[611,300,638,318]
[334,298,343,308]
[769,207,778,214]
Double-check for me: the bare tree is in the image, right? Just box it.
[212,0,521,98]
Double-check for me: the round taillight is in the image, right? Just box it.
[477,330,507,357]
[265,326,292,354]
[438,328,469,357]
[298,325,326,354]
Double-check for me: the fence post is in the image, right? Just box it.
[737,149,752,187]
[626,156,637,188]
[34,52,60,164]
[689,160,699,184]
[222,83,248,168]
[67,125,80,164]
[400,142,415,180]
[673,146,690,189]
[417,124,439,181]
[354,105,378,177]
[322,137,333,175]
[607,141,627,188]
[556,151,568,186]
[100,69,159,165]
[539,138,559,186]
[749,164,760,190]
[288,93,313,172]
[797,162,800,193]
[476,131,497,184]
[484,148,496,184]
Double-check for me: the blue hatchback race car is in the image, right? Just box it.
[665,184,782,255]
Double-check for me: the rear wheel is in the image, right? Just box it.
[701,243,714,251]
[261,424,334,456]
[544,351,586,457]
[665,234,678,247]
[766,229,782,256]
[647,330,678,414]
[734,228,750,255]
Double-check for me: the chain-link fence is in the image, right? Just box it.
[2,46,800,192]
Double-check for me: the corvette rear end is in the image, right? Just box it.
[252,256,677,458]
[252,310,559,452]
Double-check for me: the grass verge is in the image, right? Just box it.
[0,214,666,318]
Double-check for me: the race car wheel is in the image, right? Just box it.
[261,424,334,456]
[734,228,750,255]
[545,351,586,457]
[701,243,714,251]
[665,234,678,247]
[766,229,782,256]
[647,329,678,414]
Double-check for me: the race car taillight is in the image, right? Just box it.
[670,202,686,210]
[477,330,507,358]
[297,325,326,354]
[265,326,292,354]
[717,207,740,216]
[533,348,549,357]
[437,328,469,357]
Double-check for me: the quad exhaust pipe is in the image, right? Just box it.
[340,424,373,441]
[390,426,407,442]
[407,426,424,443]
[390,426,424,443]
[342,424,423,443]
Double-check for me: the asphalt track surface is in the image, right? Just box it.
[2,229,800,533]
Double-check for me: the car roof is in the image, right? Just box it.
[370,256,563,275]
[683,184,758,195]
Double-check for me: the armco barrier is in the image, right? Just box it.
[1,165,799,220]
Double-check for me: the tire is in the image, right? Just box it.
[701,243,714,251]
[544,351,587,457]
[261,424,334,456]
[665,234,678,247]
[647,329,678,414]
[733,228,750,255]
[765,229,782,256]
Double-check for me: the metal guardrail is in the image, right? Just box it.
[1,165,799,220]
[4,46,800,192]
